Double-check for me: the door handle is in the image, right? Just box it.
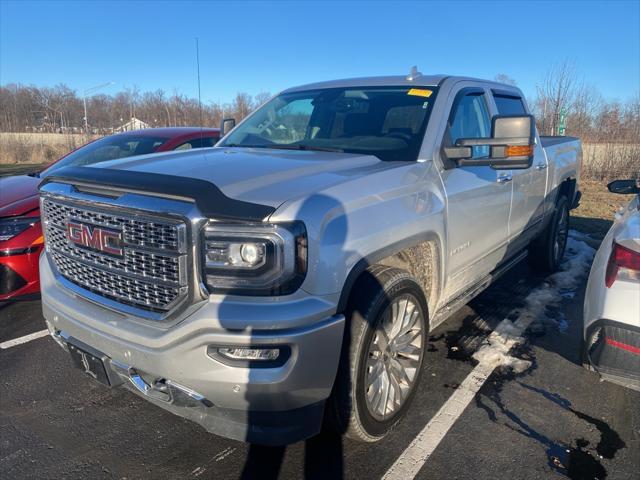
[497,175,513,184]
[535,163,548,170]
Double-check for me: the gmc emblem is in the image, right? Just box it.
[66,221,124,257]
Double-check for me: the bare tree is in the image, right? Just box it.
[232,92,253,120]
[535,59,578,135]
[254,91,272,107]
[564,82,599,141]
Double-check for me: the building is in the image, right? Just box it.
[115,117,150,132]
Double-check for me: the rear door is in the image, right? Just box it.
[437,84,512,301]
[490,90,548,247]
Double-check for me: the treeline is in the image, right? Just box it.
[0,84,270,134]
[533,92,640,143]
[1,61,638,144]
[523,61,639,143]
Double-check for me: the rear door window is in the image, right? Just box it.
[493,93,526,115]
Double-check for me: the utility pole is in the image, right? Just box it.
[83,82,115,134]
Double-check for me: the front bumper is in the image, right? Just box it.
[0,216,44,300]
[0,245,43,300]
[40,254,345,444]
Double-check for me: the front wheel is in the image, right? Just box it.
[327,266,428,442]
[529,195,570,273]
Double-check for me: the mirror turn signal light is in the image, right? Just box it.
[505,145,534,157]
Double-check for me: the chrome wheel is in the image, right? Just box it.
[365,294,424,420]
[554,206,569,263]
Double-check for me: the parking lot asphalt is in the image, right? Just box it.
[1,259,639,480]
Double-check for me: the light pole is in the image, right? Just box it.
[83,82,114,134]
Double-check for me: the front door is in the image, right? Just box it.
[437,86,512,301]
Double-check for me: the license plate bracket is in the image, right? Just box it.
[66,337,121,387]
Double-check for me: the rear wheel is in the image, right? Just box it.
[529,195,570,273]
[327,266,428,442]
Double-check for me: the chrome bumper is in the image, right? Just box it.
[54,329,213,408]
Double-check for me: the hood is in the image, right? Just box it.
[89,147,398,209]
[0,175,41,217]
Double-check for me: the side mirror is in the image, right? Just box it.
[444,114,536,169]
[608,179,640,195]
[221,117,236,136]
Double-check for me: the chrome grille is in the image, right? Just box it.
[46,227,181,280]
[43,199,180,250]
[42,196,187,312]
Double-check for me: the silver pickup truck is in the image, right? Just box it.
[39,70,581,445]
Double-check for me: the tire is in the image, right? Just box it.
[327,266,428,442]
[529,195,570,273]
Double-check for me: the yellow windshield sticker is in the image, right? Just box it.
[407,88,433,97]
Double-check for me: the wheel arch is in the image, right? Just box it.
[556,177,577,207]
[337,232,442,318]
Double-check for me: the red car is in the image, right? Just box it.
[0,127,220,300]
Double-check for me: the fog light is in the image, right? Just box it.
[218,347,280,361]
[208,345,290,367]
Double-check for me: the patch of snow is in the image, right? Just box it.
[472,230,595,372]
[522,230,596,330]
[473,322,532,373]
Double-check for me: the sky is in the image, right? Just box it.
[1,0,639,104]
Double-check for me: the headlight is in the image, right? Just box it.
[203,221,307,295]
[0,216,39,242]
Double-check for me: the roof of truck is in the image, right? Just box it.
[283,74,449,93]
[282,73,522,94]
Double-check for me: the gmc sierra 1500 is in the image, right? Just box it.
[39,70,581,445]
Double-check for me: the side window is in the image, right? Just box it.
[448,91,491,159]
[493,93,526,115]
[260,98,313,143]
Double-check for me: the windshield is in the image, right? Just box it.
[43,134,169,175]
[219,86,438,161]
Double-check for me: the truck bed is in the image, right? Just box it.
[540,136,582,209]
[540,136,580,147]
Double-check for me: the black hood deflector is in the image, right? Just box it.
[39,166,276,222]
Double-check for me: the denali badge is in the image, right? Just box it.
[66,221,124,257]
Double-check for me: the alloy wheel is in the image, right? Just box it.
[364,294,424,420]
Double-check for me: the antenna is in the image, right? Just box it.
[406,66,422,81]
[196,37,204,142]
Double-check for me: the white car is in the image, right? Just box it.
[584,179,640,391]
